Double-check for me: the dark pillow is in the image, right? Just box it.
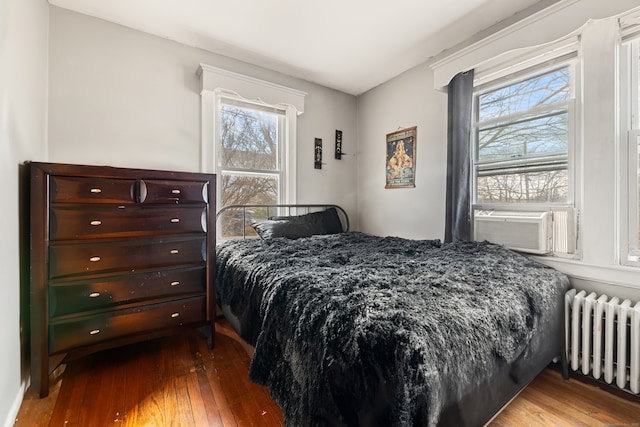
[251,219,321,239]
[269,207,343,234]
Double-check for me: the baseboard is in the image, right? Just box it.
[3,378,28,427]
[550,363,640,404]
[571,372,640,404]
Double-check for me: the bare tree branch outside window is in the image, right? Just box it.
[475,66,570,204]
[218,102,283,237]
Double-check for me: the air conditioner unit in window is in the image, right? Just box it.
[473,210,552,254]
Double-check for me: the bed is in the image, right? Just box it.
[215,205,569,426]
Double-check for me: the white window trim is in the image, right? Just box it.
[430,0,583,90]
[197,64,307,209]
[620,10,640,42]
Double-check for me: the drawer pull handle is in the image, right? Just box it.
[89,256,101,262]
[171,312,180,318]
[170,249,179,254]
[170,218,180,223]
[90,220,102,226]
[89,329,100,335]
[171,189,181,195]
[170,281,180,286]
[89,292,100,298]
[90,188,102,193]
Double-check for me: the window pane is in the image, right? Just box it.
[478,110,568,162]
[218,208,258,239]
[220,104,279,171]
[221,174,278,207]
[478,66,570,122]
[476,169,568,203]
[637,133,640,247]
[637,44,640,128]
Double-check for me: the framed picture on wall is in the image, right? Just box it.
[385,126,416,188]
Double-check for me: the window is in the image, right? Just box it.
[622,39,640,264]
[216,97,288,238]
[198,64,305,239]
[472,62,577,254]
[218,98,285,207]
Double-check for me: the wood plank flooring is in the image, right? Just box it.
[15,318,640,426]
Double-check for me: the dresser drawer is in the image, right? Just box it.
[50,205,207,240]
[49,266,206,317]
[49,237,206,278]
[50,176,136,204]
[139,179,208,204]
[49,296,206,354]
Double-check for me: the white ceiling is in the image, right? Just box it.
[48,0,558,95]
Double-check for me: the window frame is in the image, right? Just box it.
[471,57,580,257]
[198,65,306,241]
[620,38,640,265]
[198,65,305,201]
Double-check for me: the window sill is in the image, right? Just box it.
[531,255,640,291]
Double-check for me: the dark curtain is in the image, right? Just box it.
[444,69,474,243]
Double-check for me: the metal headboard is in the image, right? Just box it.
[216,204,350,239]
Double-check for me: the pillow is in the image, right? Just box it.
[251,219,320,239]
[252,208,344,239]
[269,207,343,234]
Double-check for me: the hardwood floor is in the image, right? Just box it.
[16,319,283,427]
[15,318,640,426]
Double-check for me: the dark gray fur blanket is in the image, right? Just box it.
[216,232,568,426]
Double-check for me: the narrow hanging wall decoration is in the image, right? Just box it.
[314,138,323,169]
[385,126,416,189]
[335,130,343,159]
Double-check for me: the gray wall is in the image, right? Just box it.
[0,0,49,425]
[357,64,447,239]
[48,6,358,224]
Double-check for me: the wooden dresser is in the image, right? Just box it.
[29,162,216,397]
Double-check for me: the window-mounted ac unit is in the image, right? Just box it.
[473,210,552,254]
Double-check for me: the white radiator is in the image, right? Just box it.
[565,289,640,394]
